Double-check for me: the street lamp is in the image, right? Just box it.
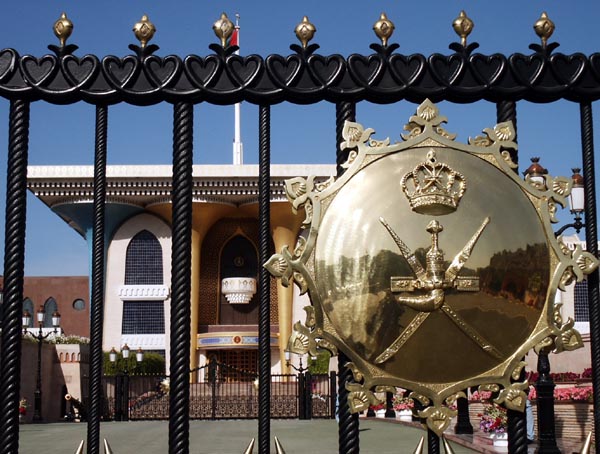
[285,351,314,420]
[109,344,143,421]
[22,306,61,422]
[556,168,586,236]
[284,350,309,374]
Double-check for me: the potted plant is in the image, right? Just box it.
[18,398,28,423]
[393,394,414,420]
[479,403,508,447]
[368,402,386,417]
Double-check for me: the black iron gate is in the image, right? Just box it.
[0,10,599,454]
[94,364,336,421]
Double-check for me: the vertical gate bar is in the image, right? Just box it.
[580,101,600,444]
[496,100,518,168]
[298,372,305,420]
[535,352,559,452]
[335,101,359,454]
[496,100,528,454]
[258,104,271,454]
[305,372,312,420]
[330,371,337,419]
[0,99,30,454]
[87,104,108,454]
[427,429,440,454]
[336,102,356,175]
[509,362,530,454]
[337,353,359,454]
[169,101,193,454]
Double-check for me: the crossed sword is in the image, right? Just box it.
[375,216,503,364]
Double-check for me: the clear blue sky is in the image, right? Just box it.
[0,1,598,276]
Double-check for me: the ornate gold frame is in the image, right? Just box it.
[265,99,598,435]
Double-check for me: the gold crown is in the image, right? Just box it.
[401,150,466,215]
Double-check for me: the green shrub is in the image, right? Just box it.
[308,351,331,375]
[50,335,90,344]
[103,351,165,376]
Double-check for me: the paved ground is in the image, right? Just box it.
[19,419,478,454]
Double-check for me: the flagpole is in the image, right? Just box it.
[233,13,243,165]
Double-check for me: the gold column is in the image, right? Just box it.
[190,228,201,381]
[271,204,303,373]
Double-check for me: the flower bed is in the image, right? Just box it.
[468,401,595,442]
[478,403,507,435]
[469,384,595,442]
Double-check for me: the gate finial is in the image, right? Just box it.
[73,440,84,454]
[213,13,235,48]
[452,11,473,47]
[442,435,456,454]
[295,17,316,49]
[133,15,156,48]
[103,439,114,454]
[373,13,395,47]
[243,438,255,454]
[579,431,593,454]
[274,436,287,454]
[534,12,555,49]
[53,13,73,48]
[411,436,425,454]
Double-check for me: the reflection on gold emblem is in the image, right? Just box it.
[264,99,599,436]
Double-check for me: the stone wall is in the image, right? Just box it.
[20,341,89,423]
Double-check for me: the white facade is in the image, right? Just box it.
[104,213,172,368]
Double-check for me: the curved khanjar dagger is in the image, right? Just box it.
[376,216,502,364]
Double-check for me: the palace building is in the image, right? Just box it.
[27,164,336,375]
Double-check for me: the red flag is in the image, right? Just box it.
[230,28,239,47]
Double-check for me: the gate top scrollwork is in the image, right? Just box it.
[1,11,600,105]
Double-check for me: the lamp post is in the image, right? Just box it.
[22,306,61,422]
[525,157,565,452]
[109,344,143,421]
[285,351,312,420]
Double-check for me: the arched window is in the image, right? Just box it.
[43,297,58,328]
[574,281,589,322]
[125,230,163,285]
[22,298,34,327]
[221,235,258,279]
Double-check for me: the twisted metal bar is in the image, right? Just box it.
[0,99,29,454]
[337,353,359,454]
[496,100,518,169]
[507,407,528,454]
[580,102,600,444]
[535,351,560,453]
[336,102,356,175]
[87,104,108,454]
[497,102,528,453]
[335,104,360,453]
[169,102,193,454]
[427,428,440,454]
[258,105,271,454]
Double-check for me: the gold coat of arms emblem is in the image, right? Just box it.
[265,100,598,434]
